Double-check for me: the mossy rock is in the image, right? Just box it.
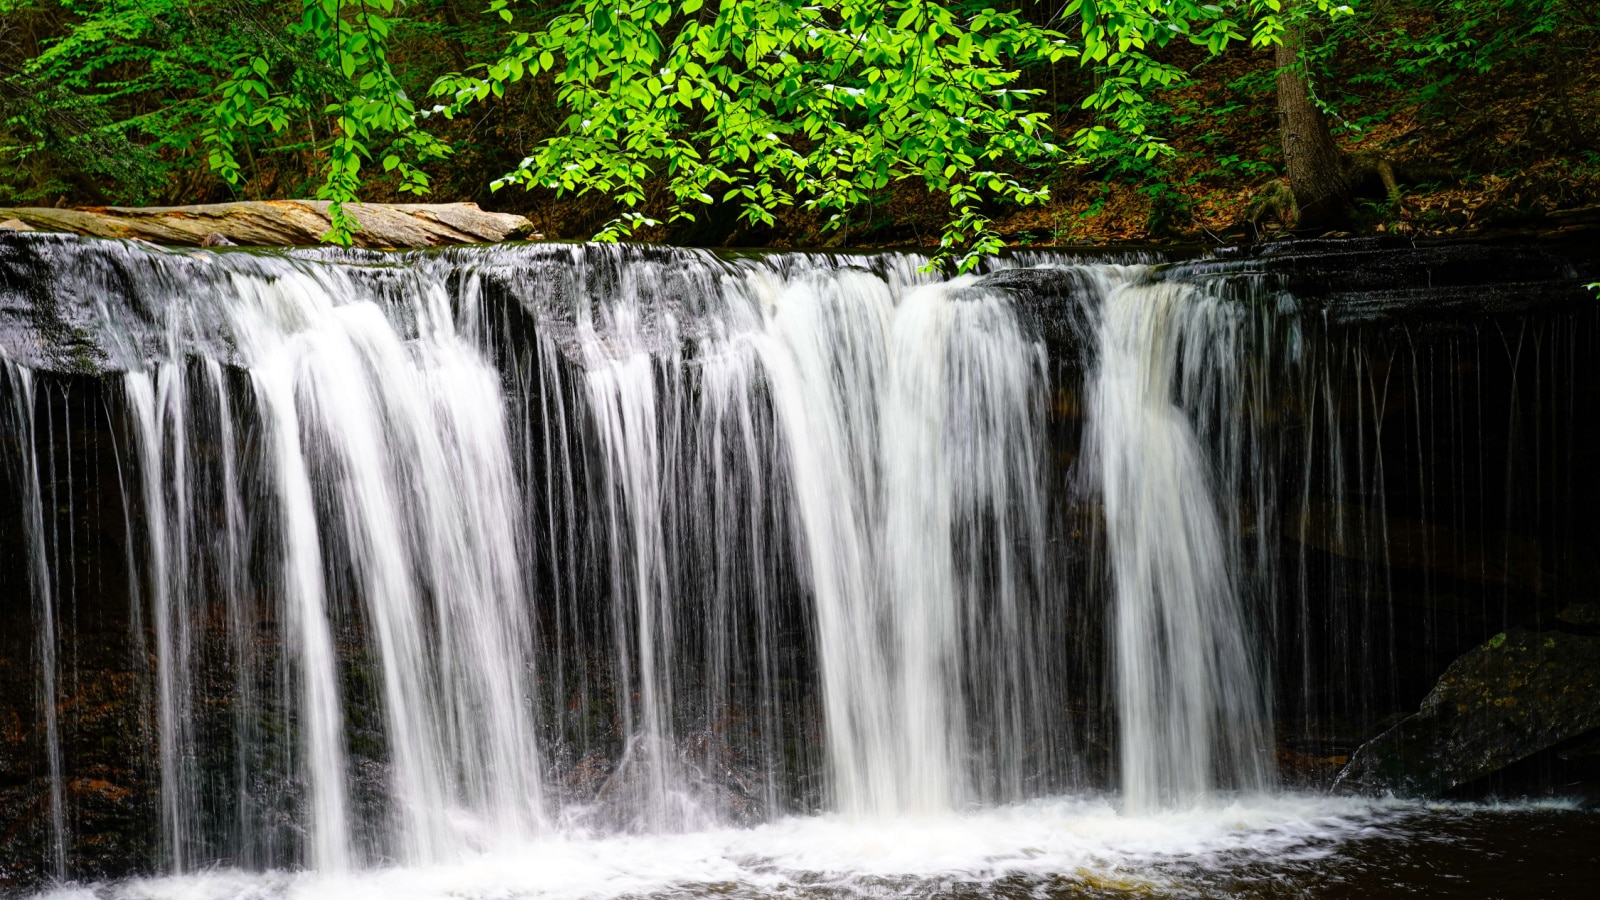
[1338,628,1600,797]
[1558,602,1600,627]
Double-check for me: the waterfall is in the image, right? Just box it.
[3,250,549,870]
[577,269,695,830]
[499,251,1066,822]
[1,360,67,877]
[124,366,198,867]
[230,265,546,864]
[1084,275,1273,810]
[248,339,355,872]
[739,269,1057,816]
[0,236,1301,882]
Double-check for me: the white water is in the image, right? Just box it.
[2,360,68,879]
[33,794,1466,900]
[125,366,198,867]
[1085,276,1273,811]
[2,241,1285,889]
[744,270,1054,815]
[577,265,697,831]
[96,258,548,869]
[535,255,1061,820]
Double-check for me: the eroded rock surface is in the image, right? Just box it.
[1338,628,1600,797]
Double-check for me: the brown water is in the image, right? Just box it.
[1220,806,1599,899]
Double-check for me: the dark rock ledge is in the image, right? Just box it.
[1338,628,1600,798]
[0,200,536,248]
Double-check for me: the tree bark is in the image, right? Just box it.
[1275,25,1352,230]
[0,201,537,248]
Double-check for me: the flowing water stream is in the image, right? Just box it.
[1,235,1595,898]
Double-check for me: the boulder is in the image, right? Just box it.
[0,201,535,248]
[1558,602,1600,628]
[1337,628,1600,797]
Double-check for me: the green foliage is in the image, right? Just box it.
[2,0,487,232]
[1,0,263,203]
[4,0,1595,254]
[420,0,1372,264]
[1299,0,1594,141]
[1387,0,1569,77]
[1059,1,1358,165]
[433,0,1078,268]
[207,0,453,242]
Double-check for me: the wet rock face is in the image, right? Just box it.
[0,375,158,891]
[1338,628,1600,797]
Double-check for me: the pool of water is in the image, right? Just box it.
[35,795,1597,899]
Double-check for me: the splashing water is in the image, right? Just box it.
[31,795,1476,900]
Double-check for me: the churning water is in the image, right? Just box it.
[2,236,1595,898]
[28,798,1600,899]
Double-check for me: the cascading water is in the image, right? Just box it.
[2,232,1595,899]
[1,360,67,879]
[3,250,550,871]
[474,249,1071,823]
[0,239,1098,864]
[744,269,1059,816]
[1084,274,1273,810]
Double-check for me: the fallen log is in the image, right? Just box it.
[0,200,536,248]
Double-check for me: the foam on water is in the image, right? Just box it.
[36,793,1456,900]
[1085,275,1274,811]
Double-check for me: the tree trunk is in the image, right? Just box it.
[1275,25,1352,229]
[0,201,537,248]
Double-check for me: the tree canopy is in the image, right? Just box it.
[3,1,1596,261]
